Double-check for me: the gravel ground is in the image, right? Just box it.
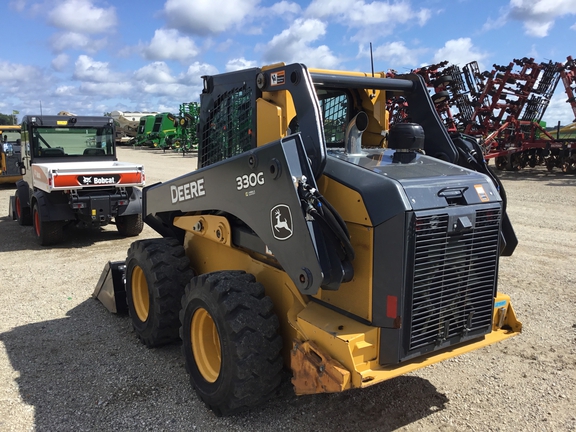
[0,147,575,431]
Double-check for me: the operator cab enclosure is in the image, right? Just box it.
[20,115,116,165]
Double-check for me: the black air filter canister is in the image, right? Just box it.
[389,123,425,163]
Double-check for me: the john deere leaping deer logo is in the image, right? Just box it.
[270,204,293,240]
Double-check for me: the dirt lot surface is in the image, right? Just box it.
[0,147,575,431]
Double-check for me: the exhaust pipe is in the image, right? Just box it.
[344,111,369,155]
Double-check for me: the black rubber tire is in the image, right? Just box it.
[116,213,143,237]
[180,271,283,416]
[15,191,32,226]
[432,90,450,105]
[495,156,507,171]
[432,75,452,88]
[32,202,63,246]
[125,238,194,347]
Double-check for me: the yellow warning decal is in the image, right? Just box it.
[270,70,285,86]
[474,184,490,202]
[56,120,67,125]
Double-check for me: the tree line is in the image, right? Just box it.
[0,113,18,125]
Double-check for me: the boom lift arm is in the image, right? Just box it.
[143,133,349,294]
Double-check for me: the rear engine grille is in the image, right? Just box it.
[408,207,501,351]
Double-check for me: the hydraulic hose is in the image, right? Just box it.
[298,181,355,263]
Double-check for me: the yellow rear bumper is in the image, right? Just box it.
[291,293,521,395]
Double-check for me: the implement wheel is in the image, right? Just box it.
[180,271,283,416]
[32,202,63,246]
[432,90,450,105]
[125,238,194,347]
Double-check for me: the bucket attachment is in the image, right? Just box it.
[93,261,128,313]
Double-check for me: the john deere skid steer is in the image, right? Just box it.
[95,63,521,416]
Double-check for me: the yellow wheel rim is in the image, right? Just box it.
[131,266,149,322]
[191,308,221,383]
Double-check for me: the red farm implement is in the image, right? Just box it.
[387,56,576,173]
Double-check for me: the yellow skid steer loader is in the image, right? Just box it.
[95,63,521,416]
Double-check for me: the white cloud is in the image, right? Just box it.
[521,20,554,37]
[226,58,258,72]
[50,32,107,53]
[180,62,219,85]
[259,1,302,17]
[260,19,340,69]
[432,38,488,68]
[306,0,349,17]
[47,0,117,34]
[372,41,426,67]
[133,62,176,84]
[481,13,508,32]
[51,54,69,71]
[0,60,53,102]
[306,0,431,40]
[129,61,217,99]
[507,0,576,37]
[73,55,121,83]
[142,29,200,63]
[79,81,134,97]
[137,82,190,97]
[416,8,432,26]
[163,0,259,35]
[542,91,576,125]
[0,61,43,83]
[53,85,76,97]
[8,0,26,12]
[509,0,576,17]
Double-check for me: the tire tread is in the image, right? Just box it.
[126,237,194,347]
[180,270,283,416]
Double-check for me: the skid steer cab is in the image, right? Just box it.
[94,63,521,416]
[9,115,145,246]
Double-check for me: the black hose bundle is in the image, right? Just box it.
[298,181,355,263]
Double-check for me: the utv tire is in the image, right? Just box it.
[15,192,32,226]
[116,213,143,237]
[180,271,283,416]
[125,238,194,347]
[32,202,63,246]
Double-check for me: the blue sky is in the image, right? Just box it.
[2,0,576,125]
